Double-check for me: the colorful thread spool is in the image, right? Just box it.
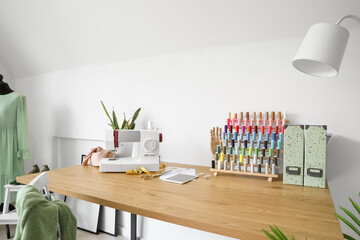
[220,153,224,162]
[271,140,275,149]
[246,133,250,141]
[272,133,276,141]
[233,154,237,163]
[224,125,228,132]
[235,146,239,155]
[248,125,252,134]
[236,125,239,133]
[242,147,246,156]
[258,164,261,173]
[225,139,228,147]
[255,148,259,156]
[216,145,220,153]
[244,140,248,148]
[229,146,233,155]
[279,133,283,142]
[272,164,276,175]
[228,132,231,140]
[259,132,263,141]
[277,140,281,149]
[222,132,225,140]
[257,140,261,149]
[249,147,253,156]
[254,125,258,134]
[265,163,269,174]
[275,126,279,134]
[229,125,233,133]
[223,146,227,154]
[240,132,244,140]
[262,148,266,156]
[240,154,244,164]
[231,139,235,147]
[268,126,272,134]
[269,148,273,157]
[260,156,264,164]
[242,125,245,133]
[281,125,285,134]
[234,132,238,140]
[266,133,270,141]
[264,141,268,149]
[252,132,256,141]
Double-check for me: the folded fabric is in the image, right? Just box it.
[15,185,77,240]
[82,146,114,166]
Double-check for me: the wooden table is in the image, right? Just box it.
[17,163,343,240]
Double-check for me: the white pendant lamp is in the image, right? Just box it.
[293,15,360,77]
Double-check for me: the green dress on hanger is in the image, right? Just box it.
[0,92,31,202]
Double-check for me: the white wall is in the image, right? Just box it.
[0,59,13,85]
[1,0,360,238]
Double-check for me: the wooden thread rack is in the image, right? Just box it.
[210,111,289,182]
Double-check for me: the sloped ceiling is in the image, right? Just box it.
[0,0,359,78]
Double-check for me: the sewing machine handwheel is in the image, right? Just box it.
[144,139,157,151]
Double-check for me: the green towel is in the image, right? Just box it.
[15,185,77,240]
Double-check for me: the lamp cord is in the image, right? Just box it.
[336,15,360,25]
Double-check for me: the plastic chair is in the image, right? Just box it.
[0,184,22,238]
[0,172,59,239]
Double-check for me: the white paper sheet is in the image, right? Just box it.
[160,167,196,180]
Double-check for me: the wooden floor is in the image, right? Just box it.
[0,225,126,240]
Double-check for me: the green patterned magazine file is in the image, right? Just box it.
[283,125,304,186]
[304,125,327,188]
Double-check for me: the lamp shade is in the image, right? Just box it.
[293,23,350,77]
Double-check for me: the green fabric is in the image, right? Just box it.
[15,185,77,240]
[0,92,31,202]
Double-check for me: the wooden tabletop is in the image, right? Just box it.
[17,163,343,240]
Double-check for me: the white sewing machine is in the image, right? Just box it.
[99,130,160,172]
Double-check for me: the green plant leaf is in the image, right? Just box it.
[270,225,287,240]
[112,109,120,129]
[262,229,278,240]
[336,213,360,236]
[130,108,141,126]
[349,197,360,216]
[121,113,127,129]
[343,233,356,240]
[341,207,360,227]
[101,101,114,129]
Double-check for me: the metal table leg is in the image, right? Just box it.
[6,224,10,239]
[130,213,137,240]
